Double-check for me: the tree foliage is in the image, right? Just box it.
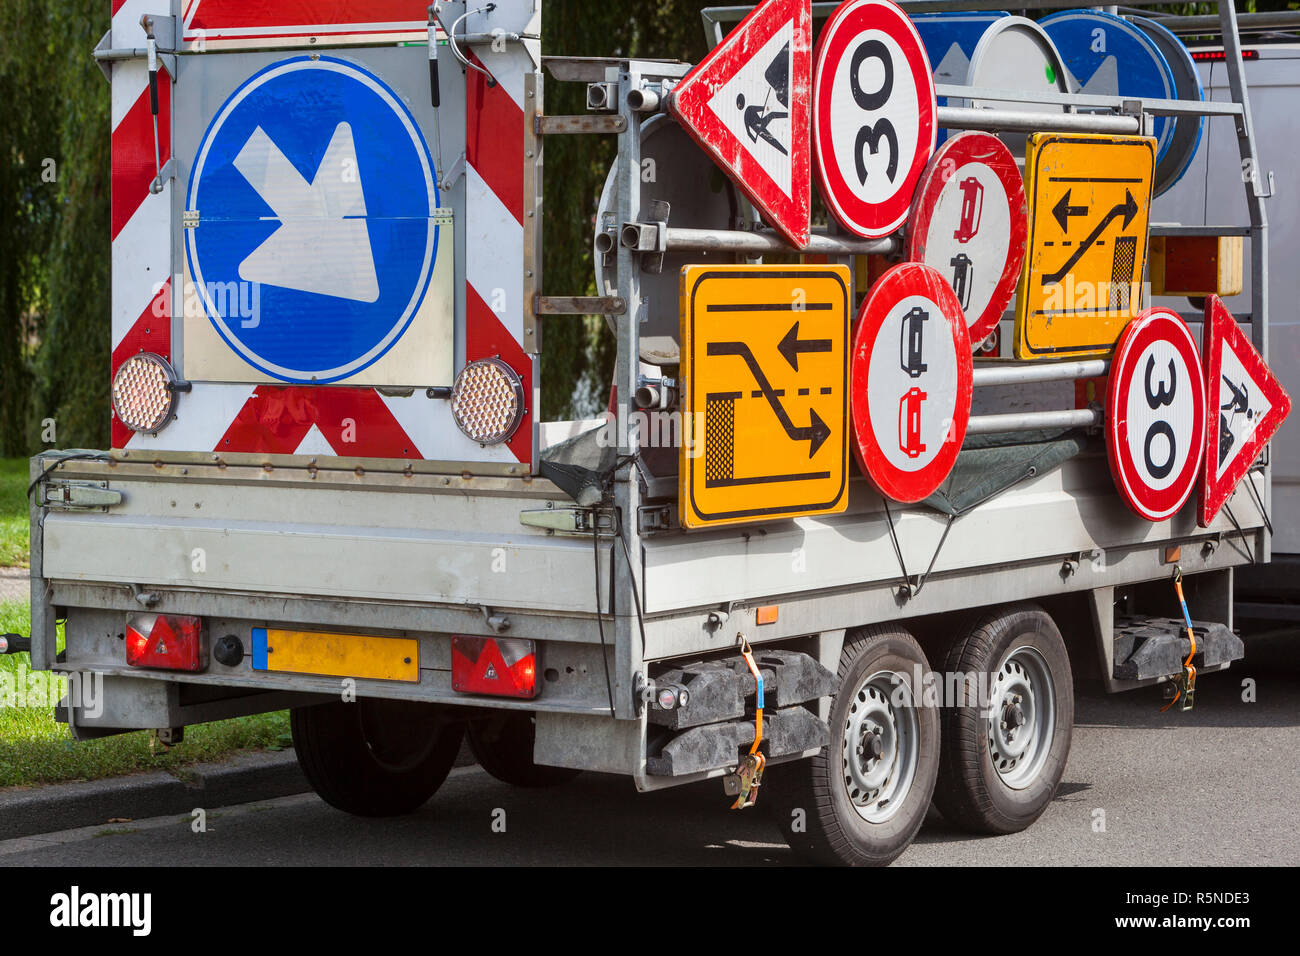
[0,0,110,455]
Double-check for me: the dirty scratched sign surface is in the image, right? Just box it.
[669,0,812,247]
[1014,133,1156,360]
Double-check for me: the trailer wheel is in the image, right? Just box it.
[291,698,463,817]
[766,625,940,866]
[467,712,580,788]
[933,604,1074,835]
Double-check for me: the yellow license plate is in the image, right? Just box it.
[251,628,419,683]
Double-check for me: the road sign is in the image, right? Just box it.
[669,0,811,247]
[1131,15,1206,197]
[904,131,1027,348]
[1105,307,1206,522]
[1041,11,1176,166]
[680,265,849,528]
[850,263,972,502]
[1199,295,1293,527]
[186,55,444,384]
[910,12,1009,145]
[812,0,936,239]
[963,18,1072,159]
[1014,133,1156,360]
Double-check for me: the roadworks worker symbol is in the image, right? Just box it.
[680,265,850,529]
[1014,133,1155,359]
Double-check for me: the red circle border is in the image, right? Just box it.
[813,0,936,239]
[903,131,1028,348]
[1106,307,1207,521]
[850,262,973,503]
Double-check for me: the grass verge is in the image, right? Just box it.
[0,600,291,790]
[0,459,28,567]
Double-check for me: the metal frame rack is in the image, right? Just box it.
[581,0,1273,716]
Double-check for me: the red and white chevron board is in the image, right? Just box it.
[179,0,431,50]
[110,2,540,470]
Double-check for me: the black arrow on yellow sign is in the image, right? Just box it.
[707,340,832,457]
[1052,188,1088,232]
[1041,189,1140,286]
[777,321,833,371]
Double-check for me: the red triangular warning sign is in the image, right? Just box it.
[668,0,811,247]
[1199,294,1292,527]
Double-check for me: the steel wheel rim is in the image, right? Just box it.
[987,645,1056,790]
[842,670,919,823]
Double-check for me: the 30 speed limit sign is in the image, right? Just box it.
[1106,308,1206,521]
[813,0,937,239]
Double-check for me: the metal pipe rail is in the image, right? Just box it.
[966,408,1102,436]
[1152,10,1300,36]
[937,106,1140,135]
[972,360,1110,388]
[933,83,1243,118]
[665,226,899,257]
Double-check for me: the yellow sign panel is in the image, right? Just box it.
[1014,133,1156,359]
[680,265,850,529]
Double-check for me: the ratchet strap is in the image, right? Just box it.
[1162,567,1198,712]
[727,636,766,809]
[741,636,764,754]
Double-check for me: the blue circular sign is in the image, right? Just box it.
[1041,10,1177,164]
[186,56,440,383]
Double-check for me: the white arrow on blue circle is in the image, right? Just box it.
[233,121,380,303]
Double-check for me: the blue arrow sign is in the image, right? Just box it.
[1041,10,1177,164]
[186,56,440,383]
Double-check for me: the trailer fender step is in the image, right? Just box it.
[1112,617,1245,682]
[648,649,836,730]
[646,706,829,777]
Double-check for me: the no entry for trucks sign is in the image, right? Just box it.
[850,263,972,503]
[1199,295,1292,527]
[669,0,812,247]
[904,131,1027,348]
[680,265,850,528]
[812,0,936,239]
[1106,307,1206,522]
[1014,133,1156,360]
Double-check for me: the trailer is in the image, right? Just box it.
[20,0,1283,865]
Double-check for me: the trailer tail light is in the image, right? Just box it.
[112,353,180,434]
[126,614,205,672]
[451,357,526,445]
[451,636,538,699]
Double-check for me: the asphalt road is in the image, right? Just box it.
[3,632,1297,867]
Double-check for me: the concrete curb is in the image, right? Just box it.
[0,749,309,841]
[0,741,479,841]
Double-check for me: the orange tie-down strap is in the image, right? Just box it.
[1162,567,1198,713]
[740,637,764,754]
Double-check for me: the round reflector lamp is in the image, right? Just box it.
[451,358,526,445]
[112,353,179,434]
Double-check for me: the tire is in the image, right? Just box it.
[933,603,1074,835]
[291,698,464,817]
[467,712,580,788]
[766,624,940,866]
